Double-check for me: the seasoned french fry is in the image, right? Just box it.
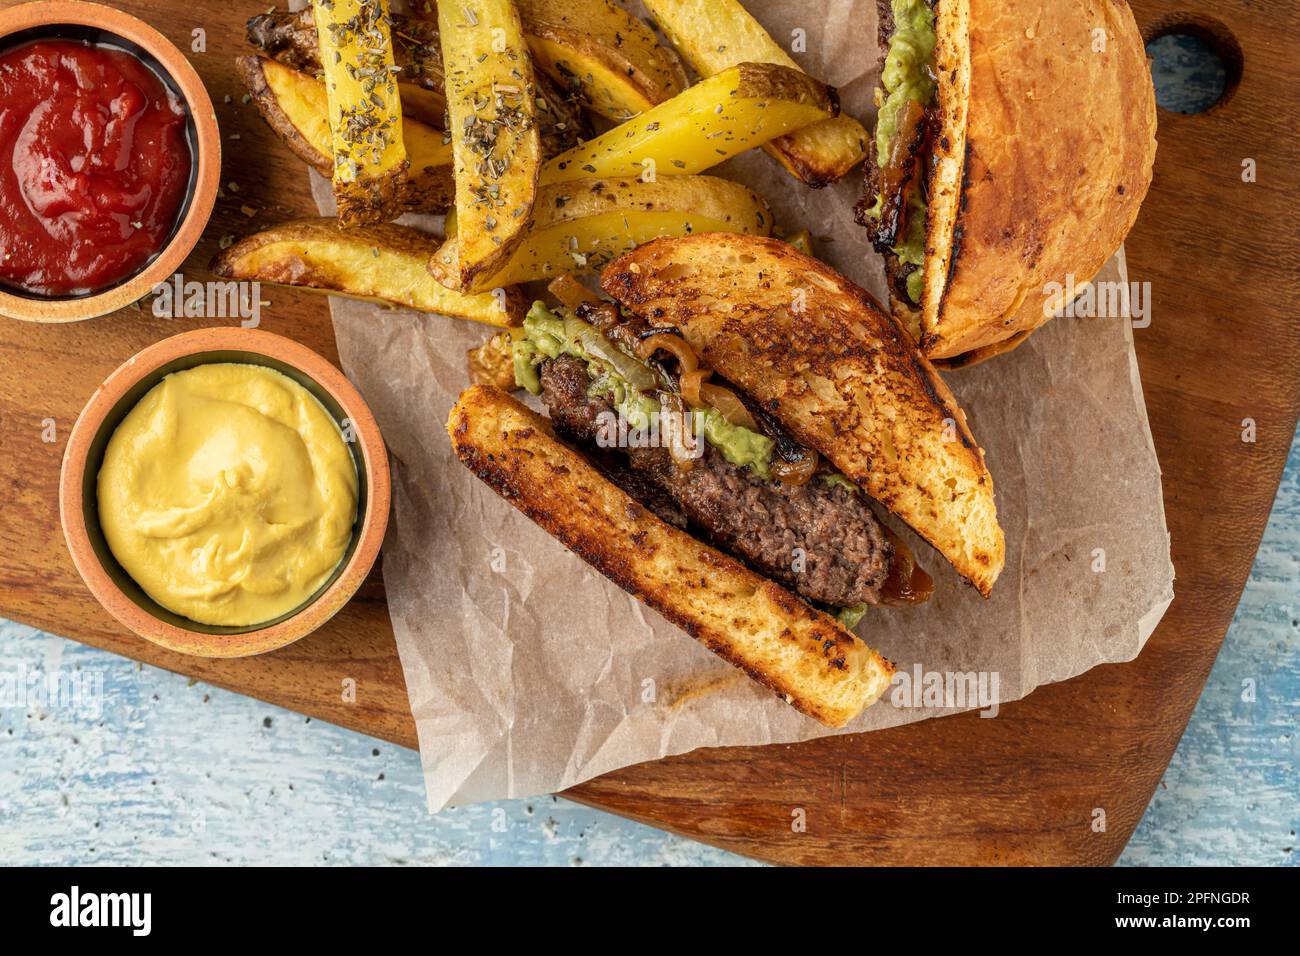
[210,219,523,327]
[246,6,591,157]
[540,63,835,186]
[312,0,409,223]
[238,56,454,215]
[428,0,542,292]
[531,175,772,227]
[516,0,687,121]
[546,274,601,311]
[642,0,867,185]
[437,175,773,288]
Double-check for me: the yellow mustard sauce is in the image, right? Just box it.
[97,363,359,627]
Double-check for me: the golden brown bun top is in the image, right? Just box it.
[920,0,1157,361]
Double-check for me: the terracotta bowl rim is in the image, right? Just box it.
[59,327,391,658]
[0,0,221,323]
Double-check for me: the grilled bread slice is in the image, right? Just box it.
[601,233,1004,596]
[447,384,896,727]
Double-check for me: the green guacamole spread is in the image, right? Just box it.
[836,603,869,629]
[869,0,936,303]
[875,0,937,163]
[513,302,775,477]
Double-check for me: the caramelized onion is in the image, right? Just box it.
[771,449,819,486]
[679,368,712,408]
[581,300,620,333]
[573,325,658,393]
[887,98,928,170]
[660,394,697,472]
[868,97,929,251]
[636,333,698,375]
[879,526,935,606]
[632,329,761,436]
[698,382,758,431]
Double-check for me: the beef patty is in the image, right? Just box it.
[539,355,893,607]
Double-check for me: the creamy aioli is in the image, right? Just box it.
[97,364,358,627]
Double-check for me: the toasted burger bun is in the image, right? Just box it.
[930,328,1033,370]
[915,0,1157,363]
[447,384,897,727]
[601,233,1005,597]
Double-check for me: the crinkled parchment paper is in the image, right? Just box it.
[303,0,1173,809]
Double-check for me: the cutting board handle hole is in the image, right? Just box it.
[1143,13,1243,114]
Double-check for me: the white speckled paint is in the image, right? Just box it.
[2,427,1296,865]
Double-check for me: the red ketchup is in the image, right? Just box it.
[0,40,191,296]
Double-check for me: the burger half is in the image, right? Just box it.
[449,233,1005,726]
[856,0,1157,365]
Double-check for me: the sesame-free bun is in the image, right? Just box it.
[912,0,1157,363]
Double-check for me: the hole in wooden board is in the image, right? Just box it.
[1143,14,1243,114]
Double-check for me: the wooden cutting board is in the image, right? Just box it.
[1,0,1295,866]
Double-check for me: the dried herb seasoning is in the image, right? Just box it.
[324,0,402,180]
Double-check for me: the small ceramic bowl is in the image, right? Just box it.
[60,328,391,658]
[0,1,220,322]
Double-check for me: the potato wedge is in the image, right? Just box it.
[430,0,542,291]
[515,0,687,121]
[311,0,409,223]
[528,174,772,228]
[395,81,446,127]
[435,175,772,289]
[765,112,866,186]
[238,56,454,215]
[210,219,523,327]
[642,0,866,186]
[484,210,750,286]
[246,6,591,157]
[467,332,519,390]
[540,63,835,186]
